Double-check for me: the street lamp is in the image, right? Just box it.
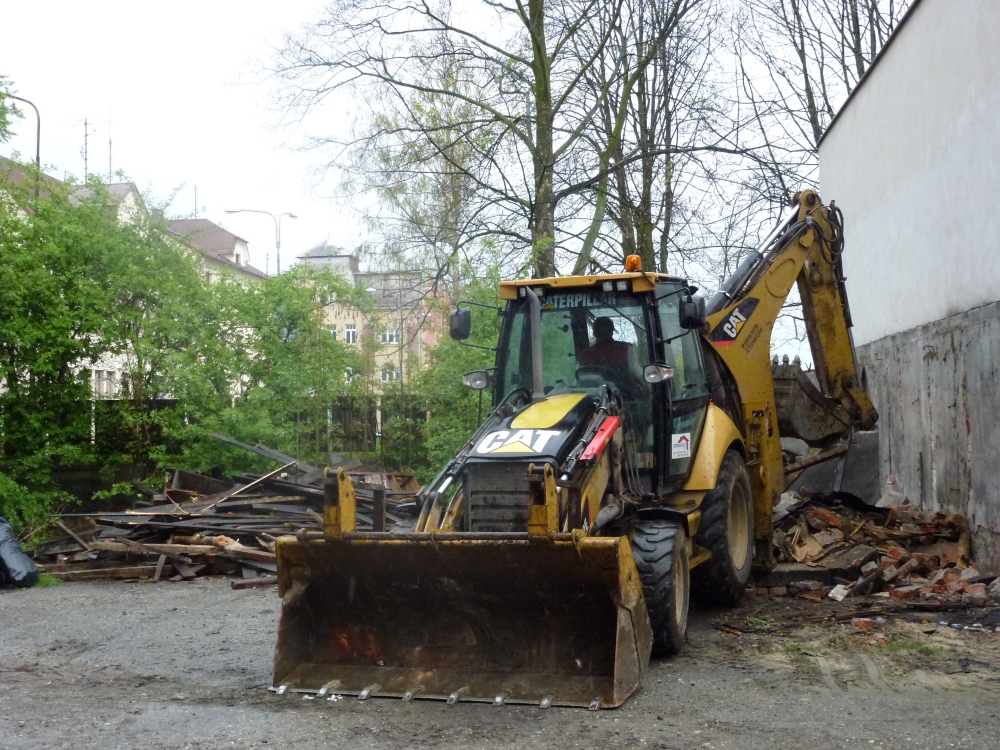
[224,208,297,275]
[6,94,40,199]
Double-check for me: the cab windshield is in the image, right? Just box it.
[499,288,654,452]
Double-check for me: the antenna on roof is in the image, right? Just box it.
[81,118,93,180]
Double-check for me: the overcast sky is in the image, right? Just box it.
[1,0,363,275]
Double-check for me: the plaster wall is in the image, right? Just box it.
[818,0,1000,347]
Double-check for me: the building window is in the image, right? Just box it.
[235,253,241,266]
[345,324,357,345]
[382,329,400,344]
[94,370,117,398]
[381,366,401,383]
[330,324,338,341]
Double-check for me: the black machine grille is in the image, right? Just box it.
[464,461,531,532]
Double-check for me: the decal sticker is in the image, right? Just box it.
[636,452,655,469]
[740,323,764,353]
[476,429,562,454]
[671,433,692,459]
[709,298,760,346]
[540,291,605,310]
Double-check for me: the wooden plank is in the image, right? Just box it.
[56,521,92,551]
[209,433,318,473]
[48,564,177,582]
[153,555,167,582]
[201,461,298,512]
[231,576,278,589]
[220,547,276,565]
[89,542,220,555]
[784,444,849,475]
[115,537,193,565]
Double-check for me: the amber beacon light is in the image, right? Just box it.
[624,254,642,272]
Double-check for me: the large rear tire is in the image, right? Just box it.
[632,520,689,657]
[691,450,754,605]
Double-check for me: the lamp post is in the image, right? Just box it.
[224,208,297,275]
[7,94,40,199]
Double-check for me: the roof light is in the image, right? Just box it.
[625,254,642,271]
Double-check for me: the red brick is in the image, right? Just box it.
[852,618,875,631]
[862,561,880,578]
[912,553,939,571]
[888,547,911,562]
[890,585,921,600]
[880,556,899,569]
[896,558,920,578]
[964,583,988,598]
[810,508,845,528]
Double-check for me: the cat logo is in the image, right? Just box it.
[709,298,760,345]
[476,429,562,455]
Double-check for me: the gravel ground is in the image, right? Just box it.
[2,578,999,750]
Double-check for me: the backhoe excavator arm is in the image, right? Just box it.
[702,190,877,561]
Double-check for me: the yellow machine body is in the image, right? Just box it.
[271,192,875,708]
[272,470,652,708]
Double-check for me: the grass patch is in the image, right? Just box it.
[874,641,947,656]
[34,573,63,588]
[747,616,778,630]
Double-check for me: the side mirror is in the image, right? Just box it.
[679,294,707,331]
[449,307,472,341]
[643,364,674,384]
[462,370,491,390]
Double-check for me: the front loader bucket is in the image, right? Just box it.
[272,533,653,708]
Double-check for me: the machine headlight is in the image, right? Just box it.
[462,370,492,390]
[643,364,674,384]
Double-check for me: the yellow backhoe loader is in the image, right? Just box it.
[272,190,877,708]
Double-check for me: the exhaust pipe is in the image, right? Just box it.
[524,286,546,403]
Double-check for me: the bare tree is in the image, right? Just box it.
[272,0,706,277]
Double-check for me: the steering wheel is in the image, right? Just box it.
[575,365,621,387]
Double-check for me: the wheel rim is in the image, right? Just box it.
[727,482,750,568]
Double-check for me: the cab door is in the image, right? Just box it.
[655,284,711,488]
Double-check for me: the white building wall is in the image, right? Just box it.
[818,0,1000,347]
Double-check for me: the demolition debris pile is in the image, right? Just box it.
[763,493,999,605]
[32,445,419,587]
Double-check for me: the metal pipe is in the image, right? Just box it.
[8,95,40,199]
[524,286,545,403]
[706,203,800,315]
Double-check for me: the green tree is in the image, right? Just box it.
[0,75,20,143]
[408,262,504,477]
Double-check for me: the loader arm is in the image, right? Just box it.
[702,190,877,559]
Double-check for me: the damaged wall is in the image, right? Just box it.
[857,300,1000,572]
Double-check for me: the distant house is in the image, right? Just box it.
[297,242,441,393]
[72,182,147,224]
[818,0,1000,569]
[167,218,268,282]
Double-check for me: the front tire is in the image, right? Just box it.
[691,450,754,605]
[632,520,689,657]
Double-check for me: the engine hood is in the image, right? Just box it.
[468,392,598,463]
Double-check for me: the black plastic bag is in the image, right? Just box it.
[0,516,39,588]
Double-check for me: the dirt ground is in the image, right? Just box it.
[2,579,999,750]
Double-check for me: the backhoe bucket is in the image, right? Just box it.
[272,533,653,708]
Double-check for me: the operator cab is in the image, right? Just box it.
[486,264,710,493]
